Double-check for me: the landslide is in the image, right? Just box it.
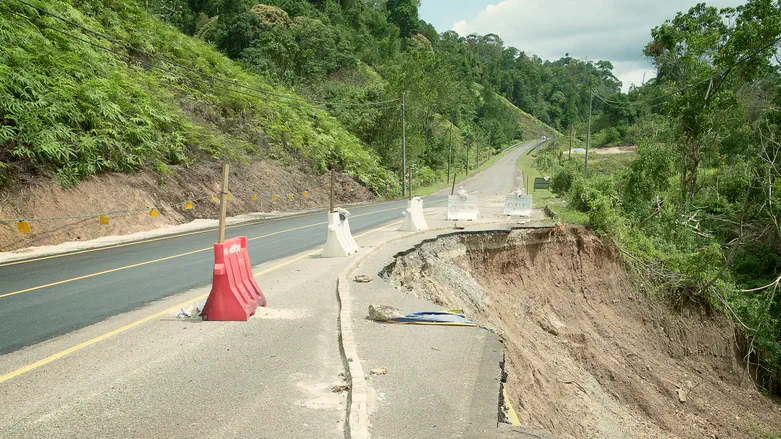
[0,0,391,249]
[383,228,781,439]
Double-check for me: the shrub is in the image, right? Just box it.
[551,166,576,195]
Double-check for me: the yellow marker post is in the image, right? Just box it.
[303,191,309,197]
[362,187,367,192]
[226,193,232,200]
[185,201,193,210]
[99,215,110,225]
[315,188,319,193]
[17,221,31,234]
[149,209,159,218]
[251,195,257,201]
[287,194,294,200]
[272,195,278,201]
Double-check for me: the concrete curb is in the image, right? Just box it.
[335,213,523,438]
[336,221,460,439]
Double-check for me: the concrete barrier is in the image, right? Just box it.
[447,195,480,221]
[322,212,358,258]
[399,197,429,232]
[343,217,360,253]
[503,194,532,217]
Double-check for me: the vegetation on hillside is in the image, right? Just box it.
[533,0,781,395]
[0,0,397,190]
[140,0,621,182]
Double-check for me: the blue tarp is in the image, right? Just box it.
[572,148,586,153]
[389,311,477,326]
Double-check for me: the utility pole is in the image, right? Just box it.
[475,132,480,170]
[552,132,556,176]
[466,136,470,176]
[447,117,453,184]
[217,162,229,243]
[585,89,593,178]
[401,93,407,197]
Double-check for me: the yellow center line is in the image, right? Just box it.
[0,217,407,384]
[0,198,415,268]
[0,205,410,299]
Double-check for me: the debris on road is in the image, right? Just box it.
[370,367,388,376]
[368,304,404,321]
[354,274,372,283]
[177,303,203,319]
[367,305,478,326]
[332,385,350,393]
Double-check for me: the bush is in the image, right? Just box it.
[551,166,576,195]
[600,127,621,146]
[568,174,618,212]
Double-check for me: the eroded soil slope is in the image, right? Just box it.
[384,227,781,439]
[0,160,374,251]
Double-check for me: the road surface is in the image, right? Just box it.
[0,140,535,354]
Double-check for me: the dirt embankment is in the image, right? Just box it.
[383,228,781,439]
[0,160,376,251]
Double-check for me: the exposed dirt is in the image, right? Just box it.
[0,160,375,251]
[383,227,781,439]
[592,145,636,154]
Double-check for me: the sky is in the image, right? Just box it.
[419,0,746,92]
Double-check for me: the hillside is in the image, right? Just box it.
[0,0,395,189]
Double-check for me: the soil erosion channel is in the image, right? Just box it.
[382,227,781,439]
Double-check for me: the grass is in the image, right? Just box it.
[575,151,637,175]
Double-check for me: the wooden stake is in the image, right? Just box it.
[451,168,457,195]
[330,167,335,213]
[217,162,229,244]
[408,167,413,200]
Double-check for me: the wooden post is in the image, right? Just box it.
[447,118,453,184]
[217,162,229,243]
[451,168,457,195]
[330,167,335,213]
[408,167,413,200]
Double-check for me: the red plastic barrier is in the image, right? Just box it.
[202,236,267,321]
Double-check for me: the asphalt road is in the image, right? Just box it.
[0,140,535,355]
[0,196,450,354]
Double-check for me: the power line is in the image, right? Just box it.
[4,0,400,109]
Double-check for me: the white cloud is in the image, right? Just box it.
[452,19,471,36]
[449,0,743,92]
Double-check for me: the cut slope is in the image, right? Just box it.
[384,228,781,439]
[495,94,566,140]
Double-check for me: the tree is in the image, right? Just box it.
[386,0,418,38]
